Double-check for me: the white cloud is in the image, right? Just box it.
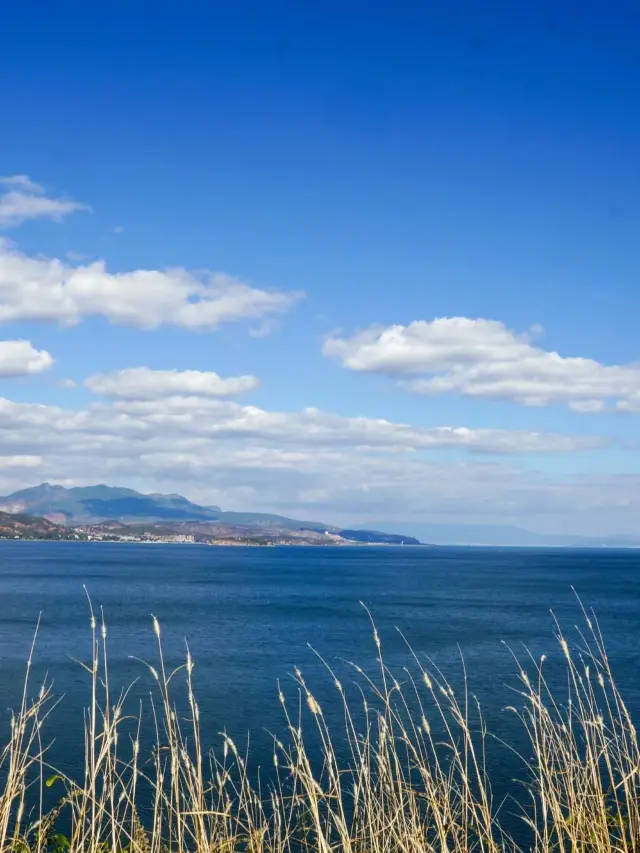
[65,251,91,262]
[0,393,598,474]
[85,367,260,400]
[0,175,90,227]
[0,176,44,192]
[0,239,303,330]
[0,392,598,461]
[0,340,53,377]
[324,317,640,412]
[0,455,42,469]
[0,390,625,534]
[102,395,599,453]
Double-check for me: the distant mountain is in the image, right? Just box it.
[0,483,222,524]
[0,484,418,544]
[0,510,59,538]
[370,520,640,548]
[206,509,334,531]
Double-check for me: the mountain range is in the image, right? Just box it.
[4,484,634,548]
[0,484,420,545]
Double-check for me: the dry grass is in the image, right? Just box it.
[0,598,638,853]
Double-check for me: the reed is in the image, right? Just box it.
[0,600,637,853]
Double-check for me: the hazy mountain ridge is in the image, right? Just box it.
[371,520,640,548]
[0,484,420,544]
[1,485,637,547]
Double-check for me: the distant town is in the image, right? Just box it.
[26,525,361,547]
[0,524,411,547]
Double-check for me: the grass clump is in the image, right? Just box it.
[0,599,638,853]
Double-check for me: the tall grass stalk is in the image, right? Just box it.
[0,603,638,853]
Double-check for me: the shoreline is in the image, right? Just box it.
[0,537,429,547]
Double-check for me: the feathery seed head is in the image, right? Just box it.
[306,695,322,716]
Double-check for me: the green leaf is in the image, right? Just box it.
[45,774,63,788]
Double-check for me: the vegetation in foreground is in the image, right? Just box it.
[1,600,639,853]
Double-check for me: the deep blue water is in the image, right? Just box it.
[0,541,639,790]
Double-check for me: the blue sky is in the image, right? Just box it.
[1,0,640,536]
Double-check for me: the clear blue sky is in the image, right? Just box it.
[1,0,639,537]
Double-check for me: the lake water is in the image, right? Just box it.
[0,541,639,791]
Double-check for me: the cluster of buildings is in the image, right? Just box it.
[77,530,196,544]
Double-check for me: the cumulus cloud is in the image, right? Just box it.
[324,317,640,412]
[0,239,303,330]
[85,367,261,400]
[0,340,53,377]
[0,175,89,227]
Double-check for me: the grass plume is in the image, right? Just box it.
[0,601,638,853]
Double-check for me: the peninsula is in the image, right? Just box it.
[0,484,421,546]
